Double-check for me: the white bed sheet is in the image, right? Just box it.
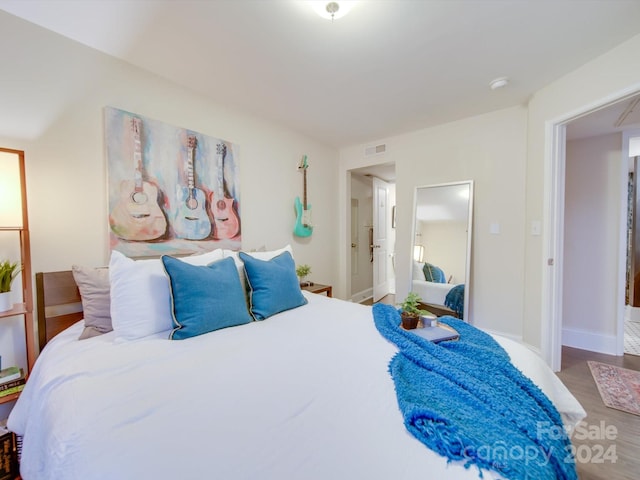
[412,279,456,306]
[8,293,584,480]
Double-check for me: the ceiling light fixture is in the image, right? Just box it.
[327,2,340,20]
[489,77,509,90]
[310,1,355,21]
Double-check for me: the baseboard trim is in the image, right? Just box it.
[562,327,618,355]
[351,288,373,304]
[626,305,640,323]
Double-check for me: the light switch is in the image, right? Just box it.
[490,222,500,235]
[531,220,542,236]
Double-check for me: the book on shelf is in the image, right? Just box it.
[0,424,17,480]
[0,375,25,393]
[0,367,21,385]
[0,384,24,398]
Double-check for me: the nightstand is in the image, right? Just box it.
[301,283,332,297]
[418,302,459,318]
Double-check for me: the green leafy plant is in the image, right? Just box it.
[398,291,428,316]
[296,264,311,279]
[398,292,429,330]
[0,260,22,293]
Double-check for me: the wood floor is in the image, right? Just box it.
[360,294,395,306]
[363,296,640,479]
[557,347,640,480]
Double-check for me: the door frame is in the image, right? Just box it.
[341,159,395,302]
[545,87,640,371]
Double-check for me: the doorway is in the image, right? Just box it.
[547,92,640,370]
[348,164,396,303]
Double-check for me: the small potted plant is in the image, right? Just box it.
[296,264,312,287]
[398,291,429,330]
[0,260,21,312]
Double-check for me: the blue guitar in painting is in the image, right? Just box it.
[294,155,313,237]
[173,135,211,240]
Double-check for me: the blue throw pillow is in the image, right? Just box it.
[161,256,252,340]
[238,251,308,320]
[423,263,446,283]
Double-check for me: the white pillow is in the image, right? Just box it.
[412,261,426,281]
[223,245,294,293]
[109,249,224,341]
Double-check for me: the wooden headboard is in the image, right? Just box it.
[35,271,83,351]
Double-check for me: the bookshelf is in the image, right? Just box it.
[0,149,34,405]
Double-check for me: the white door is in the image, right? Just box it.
[373,177,390,301]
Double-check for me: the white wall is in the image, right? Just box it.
[563,134,622,353]
[525,32,640,355]
[0,11,339,271]
[340,106,528,338]
[418,220,467,284]
[0,11,339,417]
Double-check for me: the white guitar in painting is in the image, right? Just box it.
[109,118,167,241]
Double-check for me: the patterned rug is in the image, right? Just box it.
[588,361,640,416]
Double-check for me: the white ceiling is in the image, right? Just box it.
[2,0,640,148]
[566,93,640,140]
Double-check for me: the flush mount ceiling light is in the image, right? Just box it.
[489,77,509,90]
[310,1,356,21]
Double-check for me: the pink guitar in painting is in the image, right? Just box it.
[173,136,211,240]
[210,143,240,240]
[109,118,167,241]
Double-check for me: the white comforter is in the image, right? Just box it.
[412,279,456,306]
[9,293,584,480]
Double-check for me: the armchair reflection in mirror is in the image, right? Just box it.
[411,181,473,320]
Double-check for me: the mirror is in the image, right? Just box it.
[411,181,473,320]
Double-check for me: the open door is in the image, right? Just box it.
[372,177,390,301]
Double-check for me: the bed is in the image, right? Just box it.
[412,278,457,306]
[411,261,465,317]
[9,247,585,480]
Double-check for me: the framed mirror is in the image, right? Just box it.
[410,181,473,320]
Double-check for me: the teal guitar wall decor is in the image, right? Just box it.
[294,155,313,237]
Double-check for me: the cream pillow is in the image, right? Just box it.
[109,248,224,341]
[412,261,426,281]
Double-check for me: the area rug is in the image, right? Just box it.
[588,361,640,416]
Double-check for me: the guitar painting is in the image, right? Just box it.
[294,155,313,237]
[210,143,240,240]
[173,136,211,240]
[109,117,167,241]
[106,107,243,256]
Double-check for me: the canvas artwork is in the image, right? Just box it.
[105,107,241,257]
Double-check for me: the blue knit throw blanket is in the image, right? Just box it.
[373,303,577,480]
[445,284,465,318]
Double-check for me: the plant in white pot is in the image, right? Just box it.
[0,260,21,312]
